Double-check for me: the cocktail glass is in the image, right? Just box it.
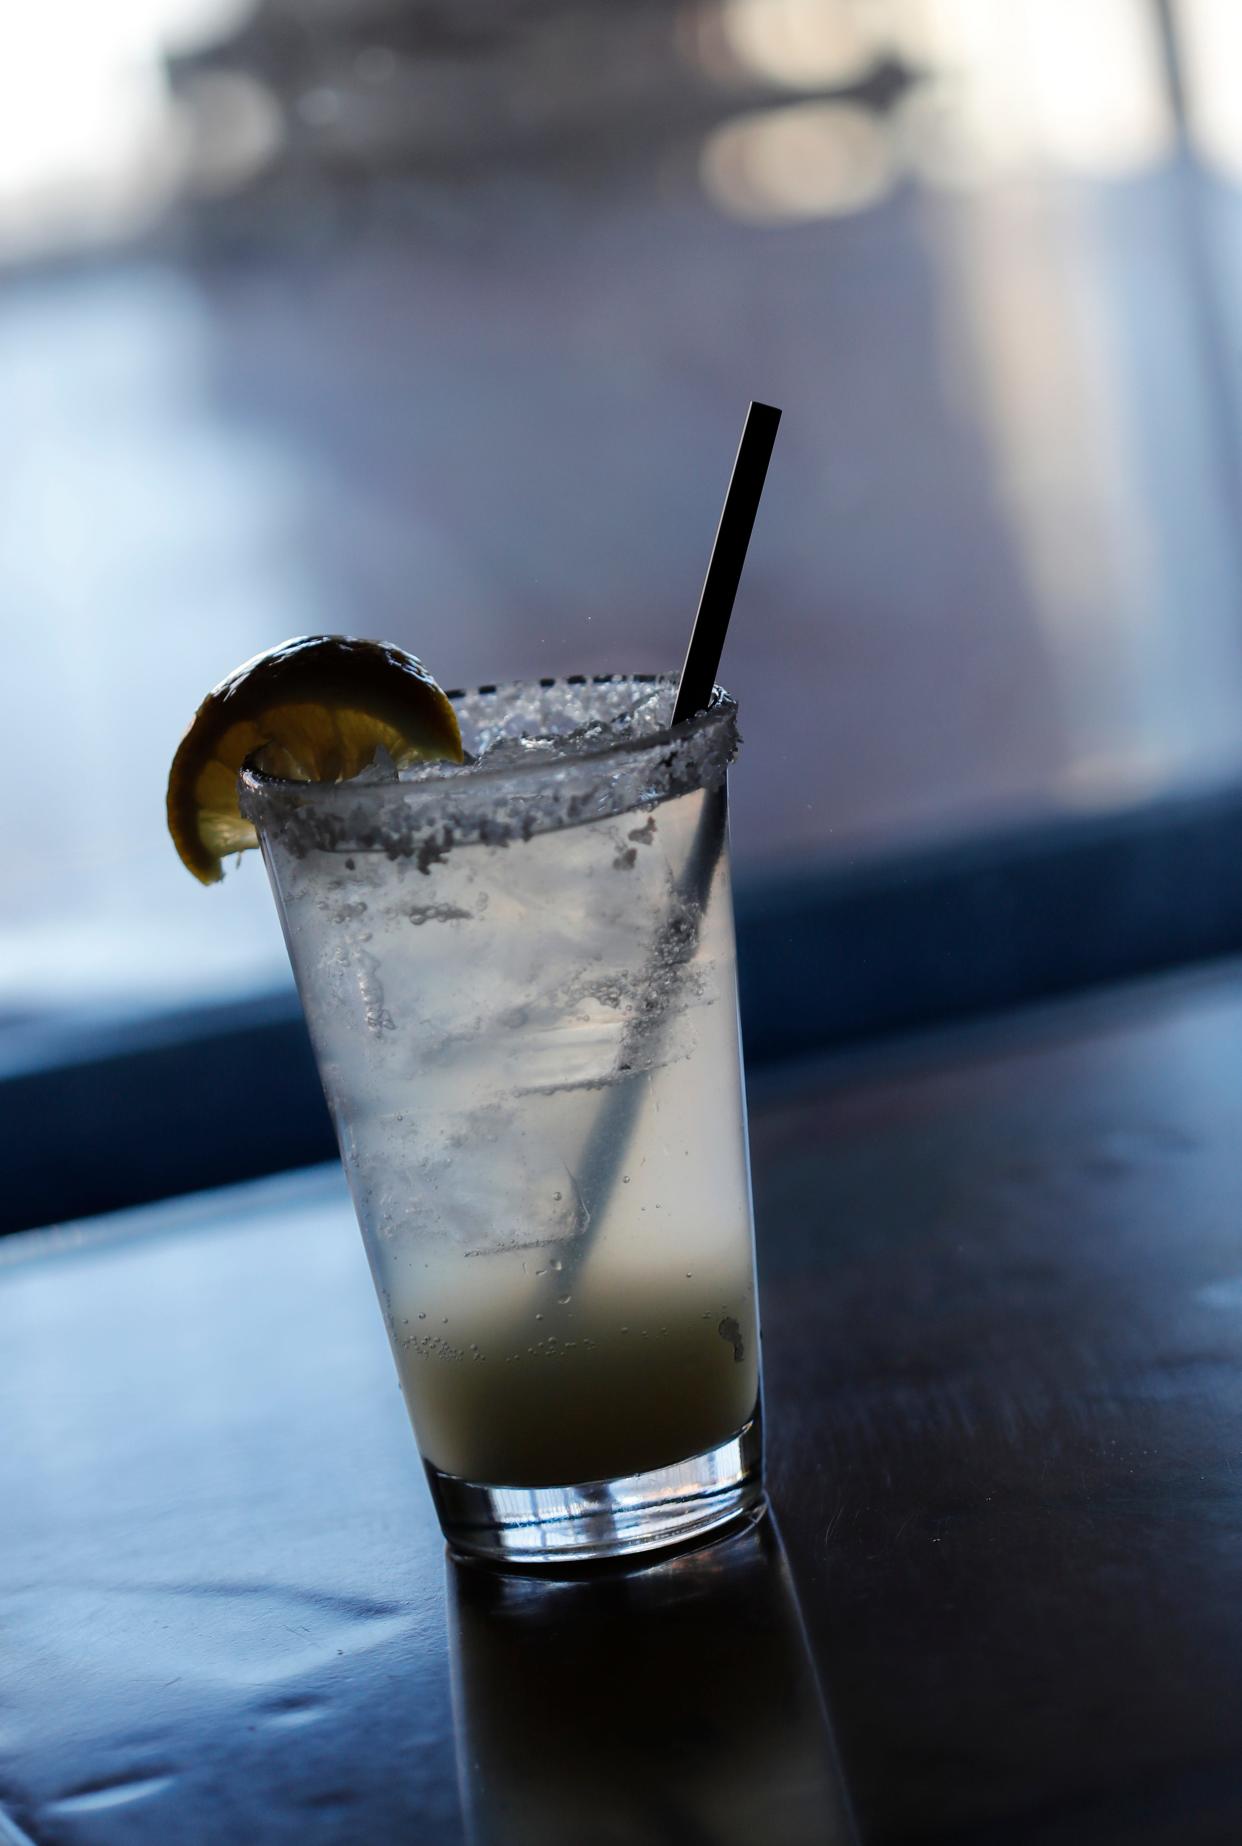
[241,675,763,1565]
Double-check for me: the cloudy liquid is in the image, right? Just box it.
[271,782,760,1488]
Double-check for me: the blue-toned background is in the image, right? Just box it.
[7,0,1242,1230]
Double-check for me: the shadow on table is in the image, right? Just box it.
[446,1514,855,1846]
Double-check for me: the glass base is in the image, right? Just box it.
[426,1415,764,1568]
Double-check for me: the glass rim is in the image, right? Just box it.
[238,673,738,855]
[241,674,734,801]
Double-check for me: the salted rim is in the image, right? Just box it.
[238,674,738,858]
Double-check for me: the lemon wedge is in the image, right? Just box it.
[166,635,462,883]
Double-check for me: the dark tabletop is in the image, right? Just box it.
[8,961,1242,1844]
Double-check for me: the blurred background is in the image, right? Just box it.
[8,0,1242,1227]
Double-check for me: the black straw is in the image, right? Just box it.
[552,403,783,1293]
[671,400,781,727]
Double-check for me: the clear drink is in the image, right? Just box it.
[242,677,764,1563]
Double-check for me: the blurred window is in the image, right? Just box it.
[7,0,1242,1183]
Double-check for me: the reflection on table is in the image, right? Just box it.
[448,1514,854,1846]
